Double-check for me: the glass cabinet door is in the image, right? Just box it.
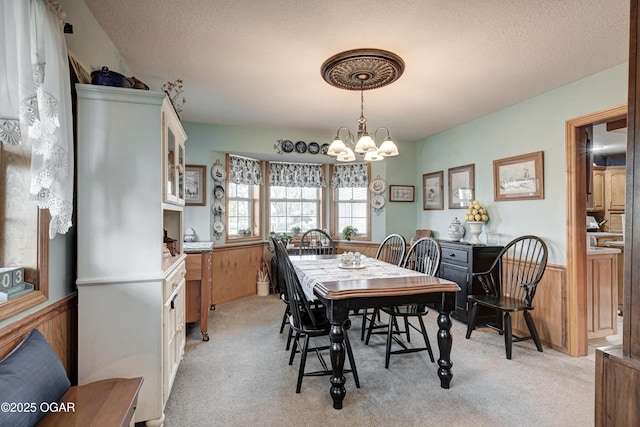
[166,123,177,203]
[177,141,185,204]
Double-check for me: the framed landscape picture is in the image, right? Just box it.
[448,164,475,209]
[493,151,544,201]
[422,171,444,210]
[185,164,206,206]
[389,185,415,202]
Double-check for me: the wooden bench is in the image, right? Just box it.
[37,377,143,427]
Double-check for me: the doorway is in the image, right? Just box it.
[565,104,627,357]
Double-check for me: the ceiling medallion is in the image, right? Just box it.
[321,48,405,91]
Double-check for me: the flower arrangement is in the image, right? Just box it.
[162,79,186,116]
[465,200,489,222]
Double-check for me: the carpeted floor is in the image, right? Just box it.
[163,295,599,427]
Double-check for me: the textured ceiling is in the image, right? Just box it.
[84,0,629,143]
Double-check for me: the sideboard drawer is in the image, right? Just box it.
[441,247,469,264]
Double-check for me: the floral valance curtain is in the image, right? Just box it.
[269,162,325,188]
[331,163,369,188]
[229,155,263,185]
[0,0,74,238]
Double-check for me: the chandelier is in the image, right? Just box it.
[321,48,405,162]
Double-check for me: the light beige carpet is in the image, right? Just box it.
[163,295,597,427]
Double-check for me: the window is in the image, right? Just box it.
[226,155,262,240]
[269,186,322,233]
[331,163,370,239]
[227,182,260,238]
[335,187,369,238]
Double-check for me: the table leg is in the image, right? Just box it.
[329,323,346,409]
[436,310,453,388]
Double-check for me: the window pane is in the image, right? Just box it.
[269,184,321,233]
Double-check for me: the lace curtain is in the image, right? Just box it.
[229,155,263,185]
[0,0,74,238]
[269,162,325,187]
[331,163,369,188]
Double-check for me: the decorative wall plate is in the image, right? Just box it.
[308,142,320,154]
[214,185,225,199]
[369,179,386,194]
[295,140,307,153]
[320,143,330,154]
[211,163,226,181]
[371,195,385,209]
[213,221,225,233]
[212,201,225,215]
[282,140,294,153]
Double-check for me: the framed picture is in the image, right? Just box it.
[422,171,444,210]
[389,185,415,202]
[185,164,206,206]
[493,151,544,201]
[448,164,475,209]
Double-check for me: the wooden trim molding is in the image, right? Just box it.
[565,104,627,357]
[0,293,77,382]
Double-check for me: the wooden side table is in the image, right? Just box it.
[185,249,213,341]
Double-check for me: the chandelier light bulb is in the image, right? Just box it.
[337,147,356,162]
[354,133,377,154]
[327,138,348,156]
[378,138,399,156]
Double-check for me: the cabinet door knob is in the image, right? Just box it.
[449,253,455,257]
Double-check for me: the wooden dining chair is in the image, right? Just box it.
[465,235,548,359]
[361,234,407,340]
[299,229,336,255]
[366,237,441,368]
[274,240,360,393]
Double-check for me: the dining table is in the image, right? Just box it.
[289,254,461,410]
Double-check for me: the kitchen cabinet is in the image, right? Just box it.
[605,166,626,211]
[438,241,502,324]
[586,250,619,340]
[76,84,187,426]
[587,167,605,212]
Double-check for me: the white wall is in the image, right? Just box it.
[416,63,628,265]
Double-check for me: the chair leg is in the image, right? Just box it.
[417,315,434,362]
[385,314,394,369]
[344,331,360,388]
[280,305,290,333]
[504,312,512,360]
[466,302,479,339]
[296,334,310,393]
[365,308,379,345]
[289,332,300,365]
[285,326,293,350]
[404,316,411,342]
[523,310,543,352]
[361,308,369,341]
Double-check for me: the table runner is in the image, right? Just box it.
[290,255,427,301]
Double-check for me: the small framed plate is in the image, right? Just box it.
[295,140,307,153]
[371,195,385,209]
[308,142,320,154]
[213,185,225,199]
[282,140,294,153]
[369,179,386,194]
[213,221,225,233]
[212,200,225,215]
[320,143,330,155]
[211,163,226,181]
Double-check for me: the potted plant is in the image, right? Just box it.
[280,232,295,248]
[341,225,358,241]
[290,226,301,236]
[238,228,251,237]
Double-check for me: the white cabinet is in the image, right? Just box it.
[76,84,187,426]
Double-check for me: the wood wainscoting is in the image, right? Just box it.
[510,263,569,354]
[211,242,265,306]
[0,294,78,383]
